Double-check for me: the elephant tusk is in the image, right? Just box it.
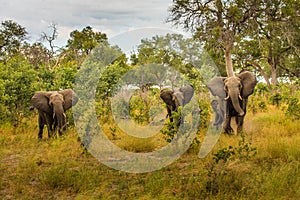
[224,95,230,100]
[63,113,66,119]
[239,94,243,100]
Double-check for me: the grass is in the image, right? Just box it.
[1,106,300,199]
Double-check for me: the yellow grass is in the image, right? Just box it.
[1,105,300,199]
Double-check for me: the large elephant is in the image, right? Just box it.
[206,71,257,134]
[160,84,194,125]
[31,89,78,139]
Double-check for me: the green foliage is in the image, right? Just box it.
[248,95,268,114]
[96,55,130,100]
[212,136,257,165]
[286,97,300,120]
[270,93,282,107]
[0,55,38,124]
[128,89,162,126]
[136,34,207,88]
[206,135,257,194]
[67,26,108,58]
[0,20,28,60]
[53,61,78,89]
[169,0,300,83]
[160,119,178,143]
[129,93,151,125]
[34,65,55,91]
[197,95,211,129]
[213,146,236,164]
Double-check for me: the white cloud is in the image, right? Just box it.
[0,0,179,48]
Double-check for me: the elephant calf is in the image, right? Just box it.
[160,85,194,125]
[211,99,225,127]
[31,89,78,139]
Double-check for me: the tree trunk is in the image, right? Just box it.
[225,48,234,77]
[268,47,278,86]
[271,67,277,85]
[245,59,271,89]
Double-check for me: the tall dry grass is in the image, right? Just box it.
[0,105,300,199]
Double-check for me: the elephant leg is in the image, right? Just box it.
[38,114,45,139]
[235,115,239,125]
[223,114,234,134]
[236,116,245,134]
[45,113,55,138]
[58,129,62,136]
[53,117,58,132]
[223,103,233,134]
[237,99,247,134]
[177,115,184,127]
[167,106,173,122]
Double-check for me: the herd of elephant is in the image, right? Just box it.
[31,71,257,139]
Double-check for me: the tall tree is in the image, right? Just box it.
[238,0,300,86]
[66,26,108,63]
[21,42,52,68]
[135,34,205,88]
[168,0,262,77]
[0,20,27,60]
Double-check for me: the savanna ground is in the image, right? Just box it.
[1,97,300,199]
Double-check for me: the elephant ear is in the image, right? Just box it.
[31,91,54,113]
[237,71,257,98]
[179,85,194,105]
[206,77,227,99]
[173,91,184,107]
[59,89,79,110]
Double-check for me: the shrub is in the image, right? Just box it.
[286,97,300,120]
[0,55,38,125]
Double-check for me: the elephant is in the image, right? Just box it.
[211,99,225,127]
[160,84,194,125]
[206,71,257,134]
[31,89,78,139]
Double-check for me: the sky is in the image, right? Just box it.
[0,0,188,52]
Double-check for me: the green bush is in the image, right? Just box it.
[0,55,38,125]
[286,97,300,120]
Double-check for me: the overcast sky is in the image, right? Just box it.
[0,0,187,52]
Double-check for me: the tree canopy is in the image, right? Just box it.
[168,0,300,84]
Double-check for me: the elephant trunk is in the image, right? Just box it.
[53,106,67,131]
[228,90,245,116]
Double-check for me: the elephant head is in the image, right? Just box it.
[160,88,176,116]
[207,71,257,117]
[31,89,78,138]
[160,85,194,124]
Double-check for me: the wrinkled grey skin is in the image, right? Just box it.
[31,89,78,139]
[207,71,257,134]
[160,85,194,125]
[211,99,225,127]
